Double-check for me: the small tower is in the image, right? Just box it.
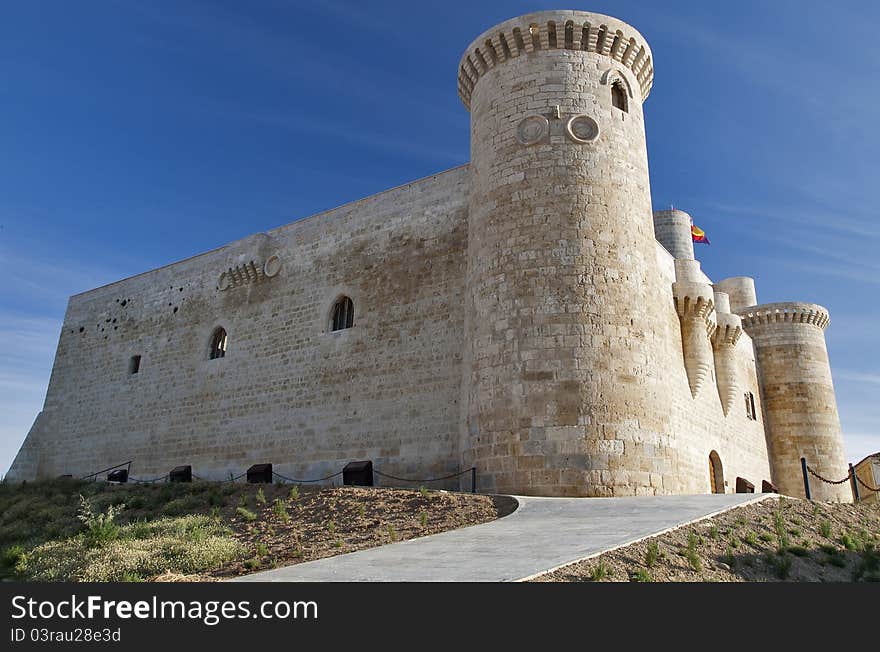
[654,209,717,398]
[738,302,850,501]
[459,11,673,496]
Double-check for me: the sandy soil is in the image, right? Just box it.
[210,485,513,578]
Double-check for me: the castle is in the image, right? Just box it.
[7,10,851,501]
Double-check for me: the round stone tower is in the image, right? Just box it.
[458,11,675,496]
[653,209,694,260]
[738,303,850,501]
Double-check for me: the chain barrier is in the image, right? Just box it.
[78,464,477,490]
[128,474,169,484]
[272,470,344,484]
[855,474,880,492]
[372,467,474,484]
[806,465,851,485]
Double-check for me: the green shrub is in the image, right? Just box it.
[840,532,862,552]
[819,520,832,538]
[272,499,290,523]
[773,509,789,552]
[789,546,809,557]
[631,568,653,582]
[644,541,660,568]
[236,507,257,522]
[327,521,336,535]
[255,542,268,557]
[744,531,758,546]
[708,525,719,540]
[1,545,25,574]
[758,532,773,543]
[721,547,737,569]
[419,486,429,498]
[773,553,793,579]
[161,494,204,517]
[685,531,702,572]
[77,495,123,548]
[288,486,300,501]
[255,488,267,506]
[126,496,146,510]
[243,557,261,571]
[420,511,428,528]
[590,562,609,581]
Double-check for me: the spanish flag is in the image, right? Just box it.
[691,223,710,245]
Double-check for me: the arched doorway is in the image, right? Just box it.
[709,451,724,494]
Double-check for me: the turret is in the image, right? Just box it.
[738,302,850,501]
[459,11,672,496]
[715,276,757,313]
[711,291,743,415]
[653,209,695,261]
[672,258,716,398]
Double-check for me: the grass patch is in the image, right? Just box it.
[16,515,243,581]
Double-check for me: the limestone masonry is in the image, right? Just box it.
[7,10,851,501]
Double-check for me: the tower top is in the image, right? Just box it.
[457,10,654,110]
[738,302,831,332]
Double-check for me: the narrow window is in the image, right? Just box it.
[129,355,141,375]
[745,391,757,420]
[611,81,628,112]
[209,327,227,360]
[331,297,354,331]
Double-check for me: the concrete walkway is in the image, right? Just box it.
[231,493,772,582]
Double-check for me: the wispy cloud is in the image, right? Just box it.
[706,201,880,240]
[836,371,880,386]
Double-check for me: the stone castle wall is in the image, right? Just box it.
[9,168,471,485]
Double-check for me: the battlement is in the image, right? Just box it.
[738,302,830,331]
[457,10,654,110]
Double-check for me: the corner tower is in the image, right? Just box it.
[738,302,850,501]
[459,11,674,496]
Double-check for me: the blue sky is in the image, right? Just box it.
[1,0,878,476]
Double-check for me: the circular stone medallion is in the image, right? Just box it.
[263,255,282,278]
[516,115,549,146]
[566,115,600,143]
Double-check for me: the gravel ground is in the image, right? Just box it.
[535,497,880,582]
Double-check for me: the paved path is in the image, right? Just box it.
[231,493,771,582]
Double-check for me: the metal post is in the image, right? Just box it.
[471,467,476,494]
[850,463,860,502]
[801,457,811,501]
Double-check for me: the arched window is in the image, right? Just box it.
[611,81,628,112]
[209,327,227,360]
[331,296,354,331]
